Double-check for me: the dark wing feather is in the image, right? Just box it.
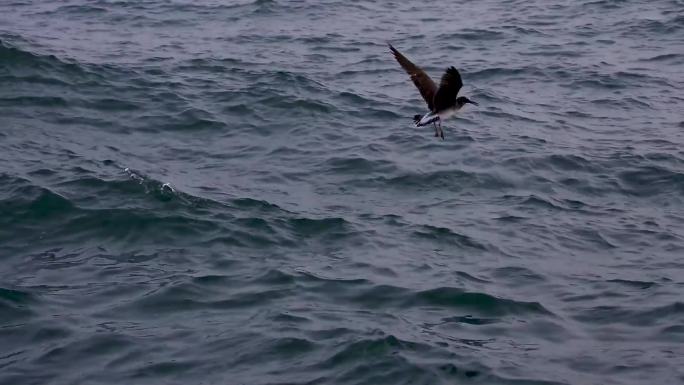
[388,44,437,110]
[433,67,463,112]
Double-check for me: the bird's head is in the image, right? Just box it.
[457,96,478,107]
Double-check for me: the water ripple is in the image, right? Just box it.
[2,0,684,384]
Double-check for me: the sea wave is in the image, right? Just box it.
[2,1,684,384]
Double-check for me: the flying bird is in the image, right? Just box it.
[388,43,477,139]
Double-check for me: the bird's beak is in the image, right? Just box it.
[468,100,479,106]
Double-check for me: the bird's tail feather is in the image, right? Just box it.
[415,112,439,127]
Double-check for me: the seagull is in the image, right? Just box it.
[389,43,478,139]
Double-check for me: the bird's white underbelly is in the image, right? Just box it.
[437,107,459,120]
[417,106,461,126]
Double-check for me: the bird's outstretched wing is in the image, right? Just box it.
[388,44,438,111]
[433,66,463,112]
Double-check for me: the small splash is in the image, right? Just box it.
[123,167,176,201]
[123,167,144,184]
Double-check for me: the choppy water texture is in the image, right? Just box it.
[2,1,684,384]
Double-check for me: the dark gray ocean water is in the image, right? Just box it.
[2,1,684,384]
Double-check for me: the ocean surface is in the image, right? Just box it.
[1,1,684,384]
